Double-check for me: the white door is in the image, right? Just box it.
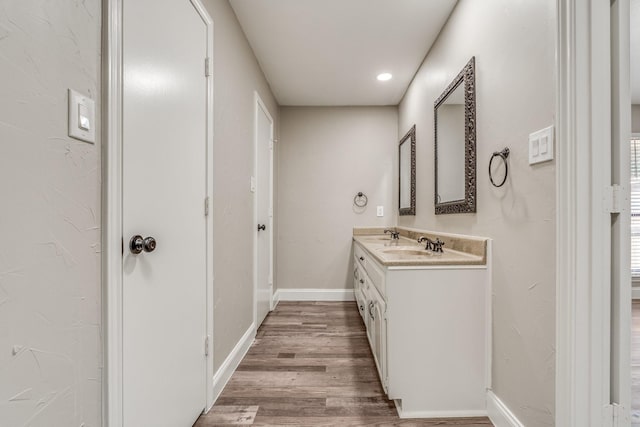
[122,1,207,426]
[255,96,273,327]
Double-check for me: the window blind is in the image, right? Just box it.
[631,138,640,277]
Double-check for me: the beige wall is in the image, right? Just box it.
[0,1,102,425]
[201,0,279,371]
[277,107,398,290]
[398,0,556,425]
[633,104,640,133]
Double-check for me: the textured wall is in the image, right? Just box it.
[0,0,102,426]
[201,0,280,372]
[277,107,398,290]
[398,0,556,425]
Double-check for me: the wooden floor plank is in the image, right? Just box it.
[194,301,493,426]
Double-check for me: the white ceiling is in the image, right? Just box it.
[632,0,640,104]
[229,0,458,106]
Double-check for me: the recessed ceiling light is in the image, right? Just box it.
[377,73,392,81]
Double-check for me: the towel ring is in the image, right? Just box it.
[489,148,510,188]
[353,192,368,208]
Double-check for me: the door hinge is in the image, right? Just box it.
[604,184,624,214]
[204,197,210,216]
[204,336,210,357]
[205,57,213,77]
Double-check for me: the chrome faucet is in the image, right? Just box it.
[384,229,400,240]
[417,236,445,252]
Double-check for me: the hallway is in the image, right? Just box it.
[194,302,493,426]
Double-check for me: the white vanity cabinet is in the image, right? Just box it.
[353,261,366,320]
[367,282,387,390]
[352,237,491,419]
[354,246,388,393]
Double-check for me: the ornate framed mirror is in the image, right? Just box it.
[399,124,416,216]
[434,57,476,214]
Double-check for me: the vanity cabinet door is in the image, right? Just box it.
[369,288,387,392]
[354,262,366,319]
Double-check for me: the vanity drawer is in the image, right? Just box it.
[366,257,385,296]
[354,242,385,297]
[354,244,367,268]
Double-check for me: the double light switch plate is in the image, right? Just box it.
[529,125,554,165]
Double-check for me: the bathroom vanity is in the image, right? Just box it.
[352,226,491,418]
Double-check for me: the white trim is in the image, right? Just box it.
[253,91,275,328]
[486,391,525,427]
[555,1,614,426]
[610,0,631,423]
[211,323,256,405]
[484,241,493,391]
[275,289,356,302]
[103,0,124,425]
[393,400,486,419]
[103,1,215,424]
[189,0,216,412]
[271,288,280,308]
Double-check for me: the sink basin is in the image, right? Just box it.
[382,248,433,256]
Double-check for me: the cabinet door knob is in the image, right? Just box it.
[359,279,364,284]
[359,256,365,261]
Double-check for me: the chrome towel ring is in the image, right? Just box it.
[489,148,510,188]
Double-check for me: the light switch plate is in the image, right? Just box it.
[529,125,554,165]
[376,206,384,217]
[68,89,95,144]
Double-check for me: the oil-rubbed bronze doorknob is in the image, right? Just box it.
[129,235,157,254]
[257,224,266,231]
[143,236,156,252]
[130,235,144,254]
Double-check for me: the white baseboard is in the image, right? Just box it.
[487,390,525,427]
[271,288,280,310]
[394,400,486,419]
[210,323,256,406]
[274,288,355,302]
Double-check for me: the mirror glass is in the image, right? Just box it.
[399,125,416,216]
[436,82,465,203]
[434,57,476,214]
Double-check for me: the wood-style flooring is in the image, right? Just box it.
[194,301,493,426]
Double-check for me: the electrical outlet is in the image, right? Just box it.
[377,206,384,217]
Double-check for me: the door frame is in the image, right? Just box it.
[253,91,275,326]
[102,1,215,425]
[555,0,631,425]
